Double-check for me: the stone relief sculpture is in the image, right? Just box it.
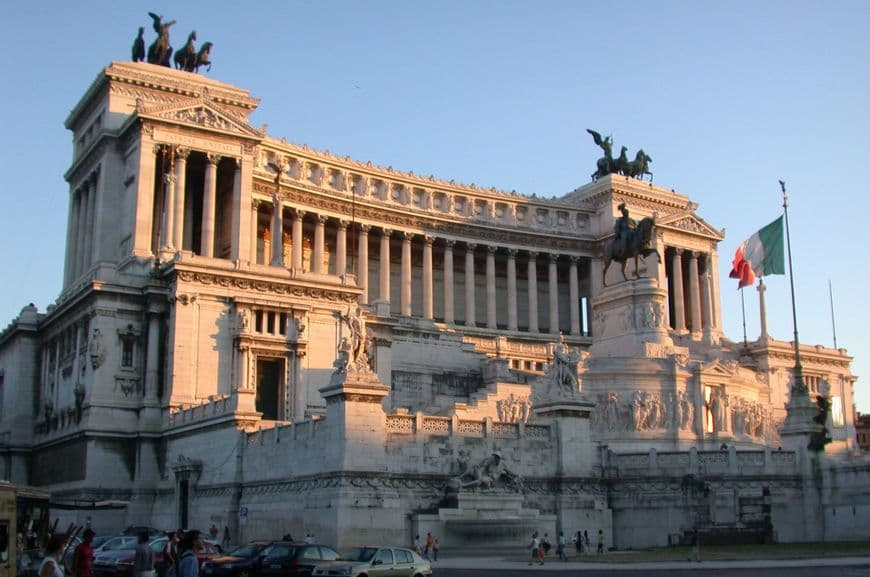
[593,389,698,433]
[496,394,531,423]
[447,451,523,493]
[89,328,105,370]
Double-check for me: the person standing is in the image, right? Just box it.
[134,532,155,577]
[177,531,202,577]
[73,529,96,577]
[527,532,540,566]
[39,534,66,577]
[557,531,567,561]
[208,525,218,541]
[432,538,439,562]
[423,533,433,560]
[597,529,604,554]
[221,527,230,552]
[413,534,422,556]
[584,530,590,553]
[162,532,179,577]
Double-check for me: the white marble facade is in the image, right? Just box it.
[0,61,867,549]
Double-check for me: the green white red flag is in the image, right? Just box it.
[729,216,785,288]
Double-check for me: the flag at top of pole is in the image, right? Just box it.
[729,216,785,288]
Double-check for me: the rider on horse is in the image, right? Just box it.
[614,203,636,255]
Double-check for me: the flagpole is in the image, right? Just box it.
[740,286,747,346]
[829,280,838,350]
[780,180,807,398]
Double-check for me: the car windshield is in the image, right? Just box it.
[341,547,378,562]
[101,537,135,551]
[91,536,112,549]
[228,545,261,557]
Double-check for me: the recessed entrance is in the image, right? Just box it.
[256,357,285,420]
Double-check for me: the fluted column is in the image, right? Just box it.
[172,147,189,251]
[270,193,284,266]
[379,228,392,301]
[64,188,80,284]
[569,256,580,335]
[671,249,686,333]
[548,253,559,334]
[336,220,348,277]
[358,225,370,303]
[700,261,712,330]
[506,249,518,331]
[486,246,497,329]
[250,200,260,263]
[201,153,219,257]
[401,232,412,316]
[422,236,434,319]
[162,173,176,251]
[465,243,476,327]
[291,210,305,270]
[313,215,326,273]
[144,310,162,401]
[527,251,539,333]
[77,183,90,273]
[687,251,702,333]
[444,240,455,324]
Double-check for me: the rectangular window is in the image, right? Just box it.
[830,396,844,427]
[121,340,134,368]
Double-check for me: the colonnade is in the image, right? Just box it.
[252,199,593,336]
[64,169,101,285]
[666,247,718,335]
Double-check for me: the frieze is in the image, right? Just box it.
[172,270,357,303]
[152,128,245,157]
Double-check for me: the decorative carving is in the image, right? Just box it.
[496,394,532,423]
[89,328,105,370]
[447,451,523,493]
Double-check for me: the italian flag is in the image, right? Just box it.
[729,216,785,288]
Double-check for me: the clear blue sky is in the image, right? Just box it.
[2,1,868,411]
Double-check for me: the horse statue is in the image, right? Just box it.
[194,42,213,73]
[625,150,653,182]
[602,215,661,285]
[174,31,197,71]
[146,12,175,66]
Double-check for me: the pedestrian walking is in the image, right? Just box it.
[557,531,567,561]
[222,526,230,552]
[73,529,96,577]
[597,529,604,554]
[584,530,590,552]
[39,534,66,577]
[424,533,433,560]
[527,532,541,566]
[134,532,155,577]
[432,538,439,561]
[177,531,202,577]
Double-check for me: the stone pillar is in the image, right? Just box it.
[548,253,559,334]
[144,308,163,411]
[569,256,580,335]
[162,173,176,251]
[66,188,81,283]
[89,170,103,264]
[336,220,348,277]
[250,200,260,263]
[201,153,219,258]
[422,236,434,320]
[172,148,189,251]
[465,243,476,327]
[78,182,90,273]
[401,232,412,316]
[292,210,305,270]
[358,225,370,303]
[270,193,284,266]
[671,249,686,333]
[379,228,392,302]
[131,140,158,258]
[506,249,518,332]
[486,246,497,329]
[314,215,327,274]
[758,279,769,339]
[527,251,539,333]
[687,251,702,334]
[444,240,455,324]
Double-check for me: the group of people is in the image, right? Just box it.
[529,529,606,564]
[413,532,439,561]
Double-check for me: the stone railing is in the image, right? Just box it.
[385,411,550,441]
[244,416,324,447]
[611,447,799,477]
[166,395,234,428]
[257,141,593,236]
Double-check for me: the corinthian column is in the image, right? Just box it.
[270,192,284,266]
[358,225,370,303]
[401,232,412,316]
[172,147,189,251]
[162,173,176,251]
[507,249,518,331]
[423,236,434,319]
[379,228,392,301]
[687,251,702,334]
[569,256,580,335]
[444,240,455,324]
[336,220,347,276]
[291,210,305,270]
[313,215,326,273]
[465,243,476,327]
[548,253,559,334]
[486,246,497,329]
[201,153,219,257]
[671,249,686,333]
[527,251,539,333]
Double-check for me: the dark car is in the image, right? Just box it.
[257,542,340,577]
[201,541,274,577]
[121,526,165,538]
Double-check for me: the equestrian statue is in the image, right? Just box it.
[132,12,213,74]
[587,129,653,182]
[602,203,661,285]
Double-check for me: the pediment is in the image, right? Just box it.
[697,358,740,377]
[658,211,724,240]
[137,90,263,140]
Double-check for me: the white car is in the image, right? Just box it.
[312,546,432,577]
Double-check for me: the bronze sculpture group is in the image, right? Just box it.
[131,12,212,73]
[602,202,661,285]
[587,129,652,182]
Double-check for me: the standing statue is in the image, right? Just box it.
[587,129,653,182]
[174,31,197,71]
[147,12,176,66]
[131,27,146,62]
[602,206,661,285]
[551,340,581,396]
[340,306,372,372]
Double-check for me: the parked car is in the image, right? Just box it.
[257,542,340,577]
[312,546,431,577]
[121,526,165,538]
[201,541,275,577]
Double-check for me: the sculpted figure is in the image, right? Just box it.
[89,328,105,370]
[340,306,371,372]
[132,27,146,62]
[147,12,176,66]
[450,451,523,492]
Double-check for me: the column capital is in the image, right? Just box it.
[359,224,371,234]
[686,250,698,260]
[549,253,560,263]
[337,219,349,230]
[569,255,580,265]
[175,146,191,160]
[674,247,684,256]
[445,239,456,249]
[466,242,477,252]
[381,227,392,238]
[206,152,221,165]
[251,198,261,209]
[152,143,163,155]
[295,209,307,219]
[423,235,435,245]
[403,231,414,241]
[487,245,497,255]
[528,251,538,260]
[507,248,518,258]
[316,214,328,225]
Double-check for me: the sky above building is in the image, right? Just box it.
[2,1,868,411]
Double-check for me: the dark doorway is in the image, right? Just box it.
[256,358,284,420]
[179,479,189,529]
